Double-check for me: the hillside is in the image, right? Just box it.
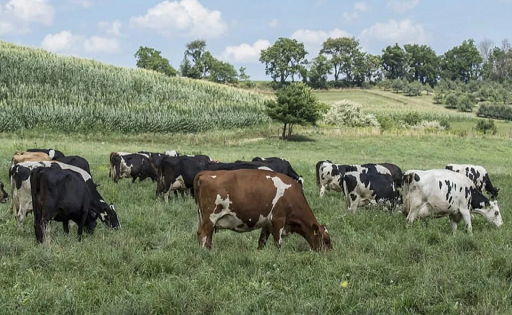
[0,41,269,134]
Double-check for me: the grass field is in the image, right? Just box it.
[1,131,512,314]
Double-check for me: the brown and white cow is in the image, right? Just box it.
[194,169,332,251]
[12,152,51,165]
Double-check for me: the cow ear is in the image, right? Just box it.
[312,224,320,236]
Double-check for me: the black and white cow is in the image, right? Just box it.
[316,161,401,197]
[10,161,119,228]
[402,169,502,234]
[445,164,499,198]
[342,171,400,211]
[0,180,8,203]
[26,148,65,160]
[156,156,211,201]
[31,167,97,243]
[252,157,304,187]
[157,159,271,201]
[110,152,157,183]
[56,155,91,175]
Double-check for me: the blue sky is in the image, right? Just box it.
[1,0,511,80]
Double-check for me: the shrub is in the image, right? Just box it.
[323,100,380,128]
[445,94,458,109]
[377,115,395,132]
[392,79,405,93]
[402,112,421,126]
[406,81,423,96]
[475,119,497,135]
[456,95,474,112]
[439,119,451,130]
[477,104,512,120]
[411,120,446,131]
[433,93,444,104]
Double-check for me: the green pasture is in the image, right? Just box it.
[1,131,512,314]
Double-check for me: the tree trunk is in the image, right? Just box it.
[287,124,293,139]
[281,123,287,140]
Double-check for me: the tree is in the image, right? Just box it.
[259,38,308,84]
[404,44,440,86]
[479,38,494,62]
[320,37,362,83]
[308,55,332,89]
[181,40,207,79]
[483,39,512,82]
[361,53,382,83]
[134,46,177,77]
[265,83,327,139]
[208,60,238,84]
[441,39,483,83]
[382,44,408,80]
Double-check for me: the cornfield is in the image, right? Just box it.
[0,41,269,133]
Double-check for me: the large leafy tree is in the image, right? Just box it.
[483,39,512,82]
[259,38,308,84]
[441,39,482,83]
[134,46,177,77]
[181,40,207,79]
[404,44,440,86]
[320,37,362,82]
[308,55,332,89]
[381,44,408,80]
[265,83,327,139]
[208,60,238,84]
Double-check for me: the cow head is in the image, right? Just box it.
[0,180,8,203]
[311,224,332,251]
[471,188,503,228]
[97,203,120,229]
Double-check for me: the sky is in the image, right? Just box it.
[1,0,511,80]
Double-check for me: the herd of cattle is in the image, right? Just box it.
[1,148,504,251]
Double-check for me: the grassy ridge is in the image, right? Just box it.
[1,133,512,314]
[0,41,269,133]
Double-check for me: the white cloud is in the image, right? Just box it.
[360,19,430,46]
[354,1,371,12]
[41,31,120,54]
[220,39,271,63]
[130,0,228,38]
[98,20,122,37]
[291,28,352,47]
[342,12,359,23]
[268,18,278,28]
[387,0,420,13]
[342,2,371,23]
[0,0,54,34]
[70,0,94,8]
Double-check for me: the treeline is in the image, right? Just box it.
[138,37,512,92]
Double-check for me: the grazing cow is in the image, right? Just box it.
[31,167,97,243]
[402,169,502,234]
[0,180,8,203]
[156,156,209,201]
[12,152,51,165]
[252,157,304,187]
[164,150,180,157]
[56,155,91,174]
[10,161,119,228]
[157,159,271,201]
[316,161,400,197]
[342,171,400,211]
[194,169,332,251]
[445,164,499,198]
[26,148,65,160]
[110,152,157,183]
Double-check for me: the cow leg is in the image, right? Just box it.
[63,220,69,234]
[131,177,137,183]
[258,227,272,249]
[460,209,473,234]
[319,186,326,197]
[450,218,458,235]
[179,190,185,199]
[77,210,88,242]
[271,219,286,249]
[197,220,215,249]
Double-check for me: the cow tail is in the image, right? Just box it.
[315,161,322,187]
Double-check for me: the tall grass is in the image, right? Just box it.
[0,41,269,133]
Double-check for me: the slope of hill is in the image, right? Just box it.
[0,41,269,134]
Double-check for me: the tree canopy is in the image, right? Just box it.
[265,83,327,139]
[259,38,308,84]
[134,46,177,77]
